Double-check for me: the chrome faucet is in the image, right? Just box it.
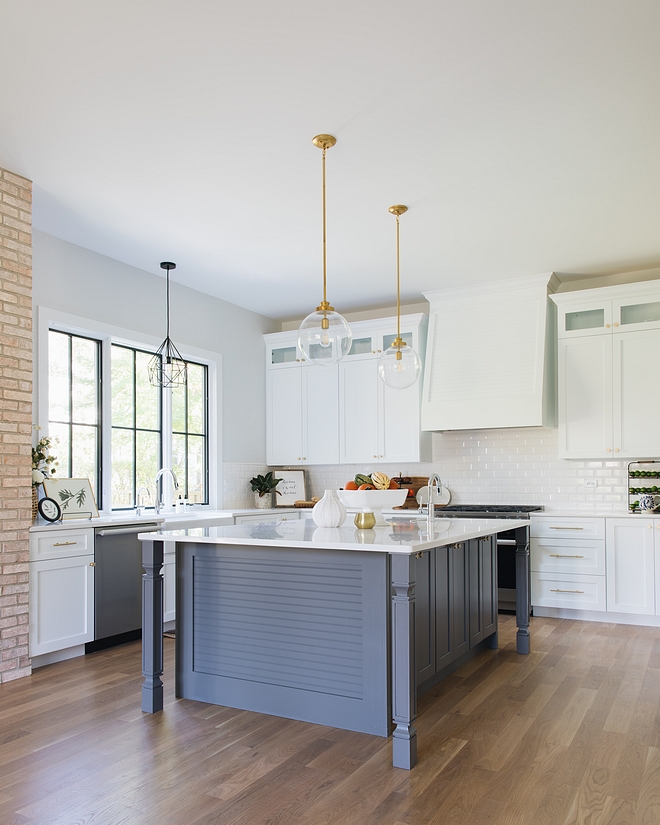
[136,485,151,516]
[427,473,442,532]
[154,468,178,513]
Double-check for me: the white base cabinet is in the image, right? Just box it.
[606,518,655,616]
[531,517,606,612]
[532,516,660,625]
[29,554,95,656]
[29,527,96,657]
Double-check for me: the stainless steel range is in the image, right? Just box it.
[436,505,543,613]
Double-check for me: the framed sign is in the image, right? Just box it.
[274,470,306,506]
[42,478,99,519]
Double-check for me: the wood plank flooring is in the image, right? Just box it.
[0,615,659,824]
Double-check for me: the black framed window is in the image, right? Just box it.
[171,361,208,504]
[48,330,102,507]
[111,345,162,509]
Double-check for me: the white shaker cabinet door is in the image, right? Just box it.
[614,328,660,458]
[606,518,655,615]
[303,364,339,465]
[558,335,613,459]
[380,379,420,463]
[339,358,379,463]
[266,366,303,465]
[29,554,95,656]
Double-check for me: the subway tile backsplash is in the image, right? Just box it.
[226,428,630,514]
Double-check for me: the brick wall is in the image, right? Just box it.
[0,168,32,682]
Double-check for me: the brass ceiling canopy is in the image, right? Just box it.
[312,134,337,150]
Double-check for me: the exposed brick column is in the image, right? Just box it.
[0,168,32,682]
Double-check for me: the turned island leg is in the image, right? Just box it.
[390,553,417,770]
[142,539,164,713]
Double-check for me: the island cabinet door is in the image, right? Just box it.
[468,539,485,647]
[415,550,435,685]
[434,545,453,671]
[452,542,470,658]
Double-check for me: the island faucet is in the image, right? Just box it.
[427,472,442,532]
[154,468,178,513]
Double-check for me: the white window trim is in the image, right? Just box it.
[35,306,222,512]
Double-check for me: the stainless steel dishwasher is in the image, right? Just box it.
[91,523,159,648]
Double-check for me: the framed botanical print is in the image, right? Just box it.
[42,478,99,519]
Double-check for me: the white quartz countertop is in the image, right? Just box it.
[29,507,299,532]
[530,511,660,519]
[137,516,530,555]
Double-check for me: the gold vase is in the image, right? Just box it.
[354,511,376,530]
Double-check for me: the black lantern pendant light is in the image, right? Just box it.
[148,262,187,388]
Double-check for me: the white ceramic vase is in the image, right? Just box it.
[254,491,272,509]
[312,489,346,527]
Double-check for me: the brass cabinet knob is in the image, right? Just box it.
[614,323,619,327]
[89,562,96,567]
[606,323,610,328]
[606,448,611,452]
[615,448,620,452]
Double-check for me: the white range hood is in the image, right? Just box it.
[421,273,559,432]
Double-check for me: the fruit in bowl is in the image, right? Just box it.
[336,487,408,524]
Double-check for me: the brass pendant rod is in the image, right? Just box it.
[322,146,327,306]
[395,214,401,342]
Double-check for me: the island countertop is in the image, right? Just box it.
[137,515,530,554]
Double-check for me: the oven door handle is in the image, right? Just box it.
[497,538,517,546]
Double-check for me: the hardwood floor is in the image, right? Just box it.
[1,615,659,825]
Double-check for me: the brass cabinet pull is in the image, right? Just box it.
[53,541,77,547]
[549,554,584,558]
[549,526,584,530]
[550,588,584,594]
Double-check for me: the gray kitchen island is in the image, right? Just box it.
[139,515,529,770]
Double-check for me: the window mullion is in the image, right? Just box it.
[100,336,113,512]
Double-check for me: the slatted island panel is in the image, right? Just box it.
[139,516,530,770]
[176,543,390,736]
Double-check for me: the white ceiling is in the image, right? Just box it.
[2,1,660,320]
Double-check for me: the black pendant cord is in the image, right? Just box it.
[166,267,170,344]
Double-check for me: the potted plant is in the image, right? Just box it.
[32,432,58,519]
[249,471,282,509]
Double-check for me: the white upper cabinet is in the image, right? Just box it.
[553,281,660,459]
[265,315,430,466]
[265,331,339,465]
[421,274,558,431]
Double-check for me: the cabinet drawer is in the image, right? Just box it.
[530,517,605,540]
[531,538,605,575]
[30,528,95,561]
[531,572,606,611]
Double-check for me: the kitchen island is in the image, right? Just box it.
[139,516,529,769]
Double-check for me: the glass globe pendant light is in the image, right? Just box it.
[378,205,422,390]
[298,134,352,365]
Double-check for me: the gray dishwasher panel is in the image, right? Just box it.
[94,525,158,639]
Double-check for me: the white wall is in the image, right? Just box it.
[32,230,278,463]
